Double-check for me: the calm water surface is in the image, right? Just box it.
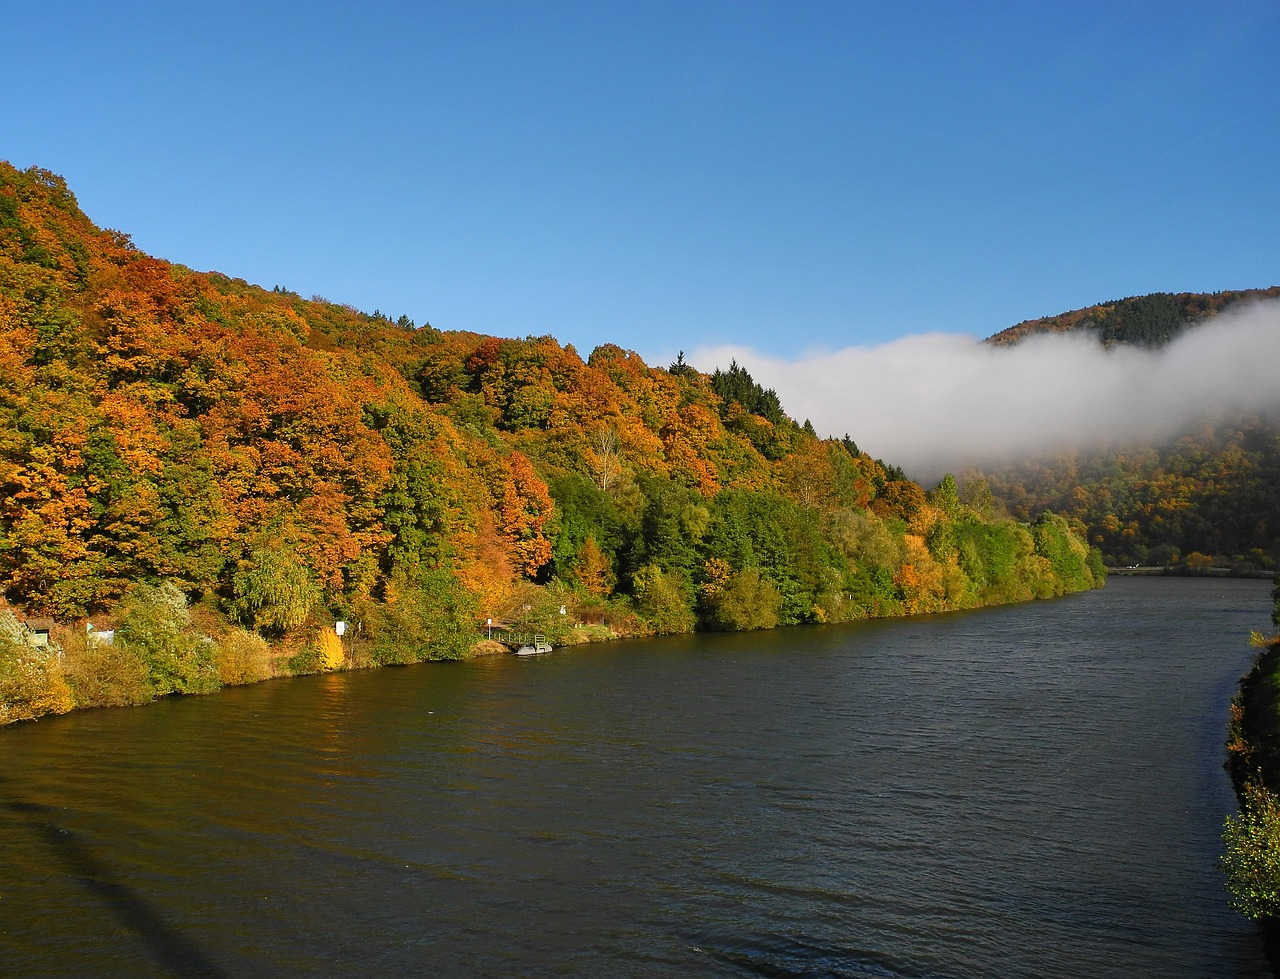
[0,577,1273,977]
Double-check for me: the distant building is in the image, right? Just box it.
[86,622,115,645]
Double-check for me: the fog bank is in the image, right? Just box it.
[690,300,1280,482]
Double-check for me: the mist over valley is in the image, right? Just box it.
[692,296,1280,484]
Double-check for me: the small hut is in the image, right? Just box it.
[23,617,54,647]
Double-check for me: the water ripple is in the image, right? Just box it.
[0,578,1271,977]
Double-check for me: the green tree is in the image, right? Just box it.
[228,545,321,636]
[1222,782,1280,919]
[632,563,695,634]
[371,567,479,664]
[115,581,220,696]
[703,488,839,624]
[624,475,707,582]
[548,473,626,580]
[710,359,784,425]
[931,474,961,519]
[701,567,781,631]
[1032,512,1096,592]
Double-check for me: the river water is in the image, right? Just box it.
[0,576,1273,977]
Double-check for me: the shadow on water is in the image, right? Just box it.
[1260,921,1280,979]
[1,775,226,978]
[690,930,923,979]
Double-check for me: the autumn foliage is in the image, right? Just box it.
[0,162,1104,723]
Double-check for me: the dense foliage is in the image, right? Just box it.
[977,288,1280,570]
[975,417,1280,569]
[1223,582,1280,921]
[0,162,1102,724]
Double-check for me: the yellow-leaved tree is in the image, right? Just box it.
[0,610,72,724]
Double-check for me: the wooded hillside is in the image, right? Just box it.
[0,162,1102,724]
[987,288,1280,348]
[975,290,1280,569]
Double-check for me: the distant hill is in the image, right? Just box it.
[987,287,1280,349]
[974,288,1280,569]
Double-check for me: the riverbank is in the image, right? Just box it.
[1224,612,1280,971]
[1,557,1105,727]
[1108,566,1273,579]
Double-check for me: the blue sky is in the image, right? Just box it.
[5,1,1278,365]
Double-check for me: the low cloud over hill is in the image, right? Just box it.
[692,299,1280,481]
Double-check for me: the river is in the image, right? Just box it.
[0,576,1273,977]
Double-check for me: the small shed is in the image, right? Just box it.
[23,617,54,647]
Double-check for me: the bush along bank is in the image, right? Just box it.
[1222,572,1280,961]
[0,500,1105,729]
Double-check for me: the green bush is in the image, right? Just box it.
[701,567,781,632]
[62,631,151,708]
[286,641,326,675]
[632,564,696,635]
[115,581,220,696]
[1222,782,1280,919]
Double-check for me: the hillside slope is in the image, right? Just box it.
[974,290,1280,568]
[0,162,1102,723]
[988,288,1280,348]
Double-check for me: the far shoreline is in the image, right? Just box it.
[1106,566,1272,579]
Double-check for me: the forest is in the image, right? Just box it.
[0,162,1103,725]
[975,290,1280,570]
[987,287,1280,349]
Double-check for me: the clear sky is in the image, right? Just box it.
[5,1,1278,365]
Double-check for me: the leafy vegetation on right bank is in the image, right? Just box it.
[1222,576,1280,920]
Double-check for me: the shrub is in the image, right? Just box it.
[62,631,151,708]
[115,581,220,696]
[1222,782,1280,919]
[0,611,73,724]
[213,628,273,685]
[285,640,326,675]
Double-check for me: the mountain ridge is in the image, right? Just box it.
[986,286,1280,348]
